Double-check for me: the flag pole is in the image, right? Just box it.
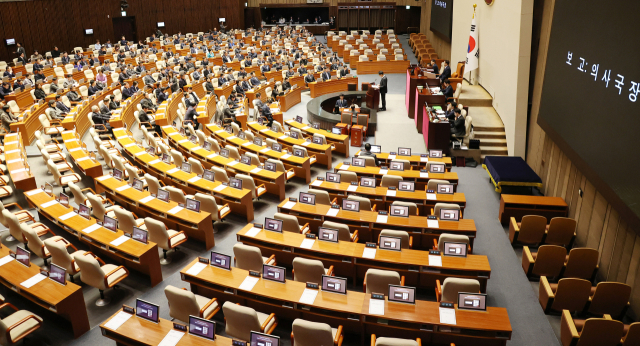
[468,4,477,84]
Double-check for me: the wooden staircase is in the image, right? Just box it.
[474,124,508,159]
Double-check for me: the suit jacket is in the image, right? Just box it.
[443,85,454,99]
[304,74,315,84]
[56,101,70,113]
[91,112,110,125]
[452,115,466,137]
[335,99,348,109]
[379,76,388,93]
[431,64,439,75]
[439,66,451,81]
[143,75,156,85]
[184,107,198,123]
[122,87,134,100]
[321,72,331,81]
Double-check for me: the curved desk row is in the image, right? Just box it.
[25,188,163,287]
[112,128,256,221]
[180,261,511,346]
[3,133,36,191]
[335,162,459,191]
[285,119,350,157]
[355,149,453,169]
[309,76,359,98]
[276,199,476,251]
[236,224,490,291]
[60,131,104,179]
[94,175,215,250]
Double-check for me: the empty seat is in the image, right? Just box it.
[291,318,343,346]
[435,277,481,302]
[348,195,375,211]
[0,300,43,345]
[426,179,450,191]
[164,285,220,323]
[292,257,334,283]
[363,269,404,296]
[545,217,577,247]
[236,174,266,199]
[76,252,129,306]
[391,201,418,216]
[307,189,334,205]
[434,233,470,253]
[380,175,402,188]
[522,245,567,279]
[539,277,592,314]
[194,193,230,223]
[274,213,310,234]
[433,203,461,218]
[222,302,278,341]
[145,217,187,264]
[379,230,412,249]
[588,282,631,319]
[113,208,145,234]
[371,335,419,346]
[509,215,547,245]
[322,221,358,242]
[563,248,598,281]
[338,171,358,184]
[233,243,275,272]
[560,311,624,346]
[44,237,86,283]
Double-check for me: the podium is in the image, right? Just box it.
[351,125,364,147]
[366,86,380,110]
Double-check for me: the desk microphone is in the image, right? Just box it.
[372,79,377,85]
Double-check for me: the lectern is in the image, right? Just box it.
[366,86,380,110]
[351,125,364,147]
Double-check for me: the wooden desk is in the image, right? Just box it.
[422,106,453,157]
[406,69,441,120]
[308,179,466,215]
[246,81,274,105]
[415,90,446,134]
[278,86,302,112]
[309,77,358,98]
[205,124,313,183]
[354,149,452,170]
[112,128,256,222]
[248,122,334,170]
[163,126,286,201]
[334,163,459,191]
[60,131,103,178]
[353,60,410,75]
[285,119,350,157]
[101,309,234,346]
[0,246,89,338]
[25,189,163,287]
[4,88,36,111]
[3,133,36,191]
[94,175,215,250]
[498,195,568,225]
[237,224,490,291]
[276,199,477,250]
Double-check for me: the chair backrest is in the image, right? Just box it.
[622,323,640,346]
[44,238,75,274]
[380,175,402,188]
[274,213,301,233]
[212,166,229,183]
[165,186,186,204]
[545,217,577,246]
[187,157,204,175]
[164,285,200,323]
[391,201,418,216]
[576,318,624,346]
[589,282,632,317]
[114,208,138,234]
[170,149,184,167]
[291,318,334,346]
[194,193,220,220]
[292,257,326,283]
[236,174,257,198]
[564,248,598,280]
[379,230,410,249]
[441,277,481,302]
[87,193,107,220]
[75,253,107,290]
[375,337,419,346]
[426,179,450,191]
[322,221,352,242]
[433,203,461,217]
[365,268,400,295]
[437,233,470,252]
[144,174,161,195]
[145,217,171,250]
[338,171,358,184]
[349,195,372,211]
[551,278,592,313]
[23,224,47,258]
[2,210,25,242]
[225,145,241,160]
[68,182,87,206]
[307,189,331,205]
[360,156,376,167]
[233,243,265,272]
[532,245,567,278]
[222,302,262,341]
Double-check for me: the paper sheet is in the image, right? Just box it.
[427,220,439,228]
[250,167,262,173]
[420,157,429,162]
[326,208,339,217]
[76,157,91,162]
[185,262,208,276]
[83,223,102,234]
[5,149,19,154]
[300,238,315,249]
[207,153,219,159]
[190,146,202,151]
[368,299,385,315]
[379,169,388,174]
[386,190,396,197]
[20,273,47,288]
[158,330,185,346]
[227,161,239,167]
[124,143,136,148]
[260,148,270,153]
[420,172,429,178]
[110,235,130,246]
[376,215,388,223]
[25,189,43,196]
[362,248,377,259]
[347,185,358,192]
[0,255,14,267]
[149,159,161,165]
[278,135,288,139]
[227,136,237,140]
[188,176,201,183]
[177,139,188,144]
[242,142,252,147]
[439,307,456,325]
[116,185,131,192]
[429,255,442,267]
[104,311,133,331]
[134,151,147,157]
[59,212,77,220]
[68,148,82,153]
[139,196,155,204]
[10,168,26,174]
[168,206,184,214]
[96,175,111,181]
[213,185,226,192]
[311,180,322,186]
[281,154,291,159]
[215,129,225,133]
[238,276,259,291]
[426,193,437,200]
[299,289,319,304]
[282,201,297,209]
[41,200,59,208]
[302,126,310,130]
[167,168,180,174]
[245,227,262,237]
[301,141,310,146]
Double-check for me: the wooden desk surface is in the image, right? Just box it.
[355,149,453,166]
[353,60,410,75]
[101,309,233,346]
[500,194,568,207]
[278,86,302,112]
[60,131,103,178]
[335,163,459,183]
[309,77,358,98]
[3,133,36,191]
[247,121,332,153]
[285,119,349,143]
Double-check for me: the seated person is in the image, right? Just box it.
[90,105,112,134]
[66,86,82,104]
[442,79,454,100]
[359,143,380,166]
[450,108,465,139]
[46,100,65,120]
[446,101,457,122]
[259,103,274,127]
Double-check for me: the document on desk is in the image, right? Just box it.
[420,172,429,178]
[134,151,147,157]
[379,169,389,175]
[376,215,388,223]
[260,148,270,153]
[177,139,188,144]
[213,185,226,192]
[124,143,136,148]
[282,201,297,209]
[426,193,437,200]
[149,159,161,165]
[300,238,315,249]
[5,149,19,154]
[25,189,43,196]
[227,136,237,140]
[110,235,130,246]
[188,176,201,183]
[104,311,133,331]
[227,160,239,167]
[167,206,184,215]
[281,154,291,159]
[167,168,180,174]
[68,148,82,153]
[20,273,47,288]
[311,180,322,186]
[186,262,208,276]
[386,190,396,197]
[347,185,358,192]
[41,200,59,209]
[59,212,77,221]
[388,155,396,160]
[362,248,377,259]
[302,126,310,130]
[421,157,429,162]
[429,255,442,267]
[0,255,13,267]
[250,167,262,174]
[96,175,111,181]
[245,227,262,237]
[207,153,219,159]
[301,141,310,146]
[10,168,26,174]
[158,330,185,346]
[139,196,155,204]
[278,135,288,140]
[82,223,102,234]
[239,276,259,291]
[369,299,385,315]
[76,157,91,162]
[116,185,131,192]
[439,307,456,325]
[326,208,340,217]
[190,146,202,152]
[299,288,319,305]
[215,129,225,134]
[427,220,439,228]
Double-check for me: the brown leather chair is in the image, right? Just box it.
[291,319,343,346]
[522,245,567,279]
[435,278,480,303]
[371,335,423,346]
[509,215,547,245]
[233,243,276,272]
[544,217,577,248]
[363,269,404,296]
[539,277,592,314]
[621,322,640,346]
[560,311,623,346]
[292,258,334,283]
[587,282,631,320]
[562,248,598,281]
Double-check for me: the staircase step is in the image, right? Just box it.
[476,138,507,147]
[481,147,508,156]
[474,126,505,132]
[474,131,506,139]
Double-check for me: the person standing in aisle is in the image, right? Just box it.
[378,71,387,111]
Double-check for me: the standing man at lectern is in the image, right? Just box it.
[378,71,387,111]
[335,94,348,113]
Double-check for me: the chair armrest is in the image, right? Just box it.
[138,121,151,129]
[200,297,220,319]
[334,325,343,346]
[400,276,405,286]
[260,313,277,333]
[3,202,24,211]
[560,310,579,346]
[435,279,442,302]
[351,229,359,242]
[5,314,42,344]
[81,187,98,195]
[416,339,421,346]
[432,238,438,250]
[522,246,535,277]
[327,265,334,276]
[104,265,129,288]
[256,183,266,191]
[93,124,108,132]
[49,119,62,126]
[167,230,187,249]
[539,276,554,313]
[409,236,413,249]
[509,217,520,244]
[430,207,434,215]
[371,334,376,346]
[0,303,19,313]
[371,204,377,212]
[83,251,106,266]
[331,197,337,205]
[300,223,310,234]
[265,254,276,266]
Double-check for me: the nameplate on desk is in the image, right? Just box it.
[25,189,43,196]
[59,212,77,221]
[388,155,396,160]
[376,213,388,223]
[104,311,133,331]
[187,176,201,183]
[78,156,94,162]
[167,168,180,174]
[82,223,102,234]
[427,219,439,228]
[139,196,155,204]
[242,142,252,147]
[110,235,130,246]
[4,140,18,145]
[96,175,111,181]
[427,193,437,200]
[386,189,396,197]
[260,128,269,133]
[439,306,456,325]
[167,206,184,214]
[379,168,389,174]
[116,185,131,192]
[122,305,135,314]
[369,297,385,315]
[215,129,225,134]
[40,200,59,209]
[133,151,147,157]
[420,154,429,162]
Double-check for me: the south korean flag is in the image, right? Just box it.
[466,18,479,72]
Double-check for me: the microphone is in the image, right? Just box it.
[372,78,377,85]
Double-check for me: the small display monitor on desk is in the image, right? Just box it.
[189,316,216,340]
[389,285,416,304]
[458,293,487,311]
[250,331,280,346]
[318,227,339,243]
[321,275,347,294]
[211,251,231,270]
[136,299,160,323]
[439,208,460,221]
[342,199,360,212]
[264,218,283,233]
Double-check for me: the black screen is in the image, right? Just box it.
[538,0,640,224]
[430,0,453,41]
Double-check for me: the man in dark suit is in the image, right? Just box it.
[184,105,199,129]
[439,60,451,82]
[446,101,458,122]
[450,108,465,139]
[378,71,387,111]
[335,94,348,113]
[304,72,315,86]
[321,68,331,82]
[442,79,454,100]
[430,59,439,75]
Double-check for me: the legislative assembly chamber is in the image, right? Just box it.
[0,0,636,345]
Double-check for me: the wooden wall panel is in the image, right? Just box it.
[419,0,451,61]
[0,0,243,62]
